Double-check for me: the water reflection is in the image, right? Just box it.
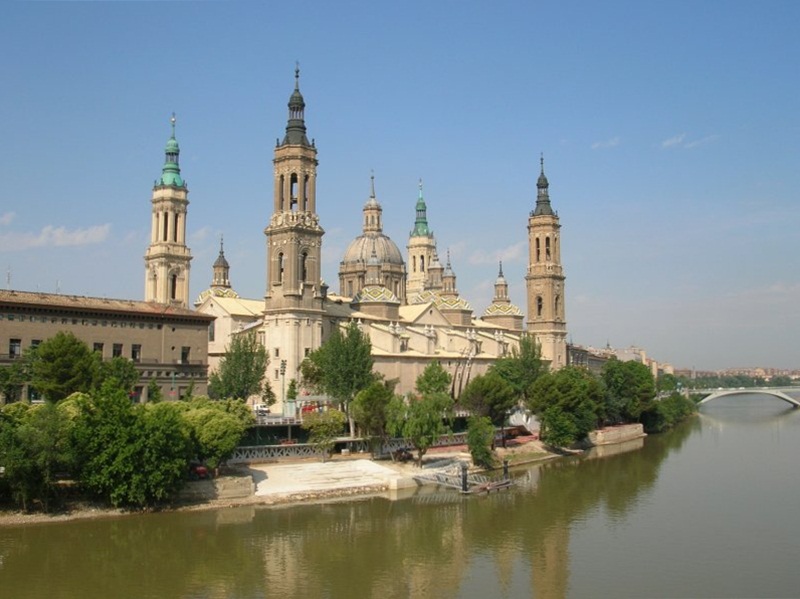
[0,418,702,599]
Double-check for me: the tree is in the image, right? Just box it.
[72,382,192,507]
[489,335,546,404]
[388,392,453,467]
[209,332,269,401]
[28,332,100,402]
[601,359,656,423]
[460,372,517,426]
[528,366,603,447]
[301,410,347,462]
[0,360,28,405]
[352,380,397,457]
[182,407,246,470]
[147,379,163,403]
[97,356,140,395]
[415,361,452,396]
[0,402,75,511]
[301,322,375,434]
[466,416,496,469]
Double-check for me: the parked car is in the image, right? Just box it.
[253,404,271,416]
[189,461,209,480]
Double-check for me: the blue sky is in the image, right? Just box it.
[1,1,798,371]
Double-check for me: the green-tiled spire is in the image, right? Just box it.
[410,179,432,237]
[158,113,185,188]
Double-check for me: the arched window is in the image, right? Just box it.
[290,173,298,211]
[536,296,543,317]
[555,295,561,318]
[300,251,308,282]
[277,253,285,284]
[545,237,551,261]
[170,273,178,300]
[535,238,541,262]
[420,256,425,272]
[412,256,417,272]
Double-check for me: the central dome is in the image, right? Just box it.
[342,233,404,267]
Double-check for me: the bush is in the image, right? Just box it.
[467,416,496,469]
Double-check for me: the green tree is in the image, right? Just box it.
[209,332,269,401]
[182,407,246,470]
[147,379,164,403]
[0,402,76,511]
[352,380,396,457]
[415,361,452,396]
[301,410,347,462]
[466,415,496,469]
[0,360,28,404]
[602,359,656,423]
[529,366,602,446]
[460,372,517,448]
[98,356,140,395]
[72,382,192,507]
[489,335,546,404]
[301,322,375,434]
[28,332,100,402]
[388,392,453,467]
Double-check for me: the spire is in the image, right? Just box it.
[282,63,310,146]
[498,260,505,278]
[533,153,554,216]
[410,179,432,237]
[363,172,383,234]
[157,113,185,188]
[212,235,231,288]
[494,260,509,301]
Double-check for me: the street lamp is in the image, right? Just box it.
[280,359,287,416]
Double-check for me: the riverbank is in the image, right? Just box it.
[0,436,559,526]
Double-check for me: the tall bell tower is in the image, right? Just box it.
[526,156,567,368]
[262,68,326,408]
[144,114,192,307]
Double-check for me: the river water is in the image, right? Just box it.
[1,394,798,598]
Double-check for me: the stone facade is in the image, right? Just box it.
[0,289,213,402]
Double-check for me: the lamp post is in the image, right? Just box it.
[280,359,287,415]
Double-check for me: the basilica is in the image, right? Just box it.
[151,70,568,413]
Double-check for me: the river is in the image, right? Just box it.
[1,393,798,598]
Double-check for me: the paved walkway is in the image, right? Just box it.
[251,459,405,497]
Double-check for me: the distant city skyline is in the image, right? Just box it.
[1,1,798,371]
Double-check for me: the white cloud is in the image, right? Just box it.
[189,226,212,244]
[0,223,111,251]
[661,133,718,149]
[468,241,526,265]
[661,133,686,148]
[684,134,718,149]
[591,136,620,150]
[0,212,15,226]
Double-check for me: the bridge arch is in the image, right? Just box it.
[698,389,800,408]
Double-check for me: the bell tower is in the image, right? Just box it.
[406,180,437,298]
[144,114,192,307]
[526,156,567,368]
[262,68,326,412]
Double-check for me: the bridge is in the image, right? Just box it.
[694,387,800,408]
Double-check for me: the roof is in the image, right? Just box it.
[0,289,214,322]
[197,295,263,318]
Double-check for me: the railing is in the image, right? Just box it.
[229,432,469,464]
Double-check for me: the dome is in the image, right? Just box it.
[353,285,400,304]
[341,233,405,268]
[194,286,240,306]
[483,302,523,317]
[410,289,472,311]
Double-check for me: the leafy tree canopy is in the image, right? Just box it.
[415,361,452,396]
[29,332,100,402]
[301,410,347,461]
[301,322,375,414]
[352,380,397,456]
[209,332,269,402]
[489,335,546,403]
[460,372,517,426]
[529,366,602,443]
[601,359,656,423]
[388,392,453,466]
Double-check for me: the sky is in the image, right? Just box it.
[1,1,798,372]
